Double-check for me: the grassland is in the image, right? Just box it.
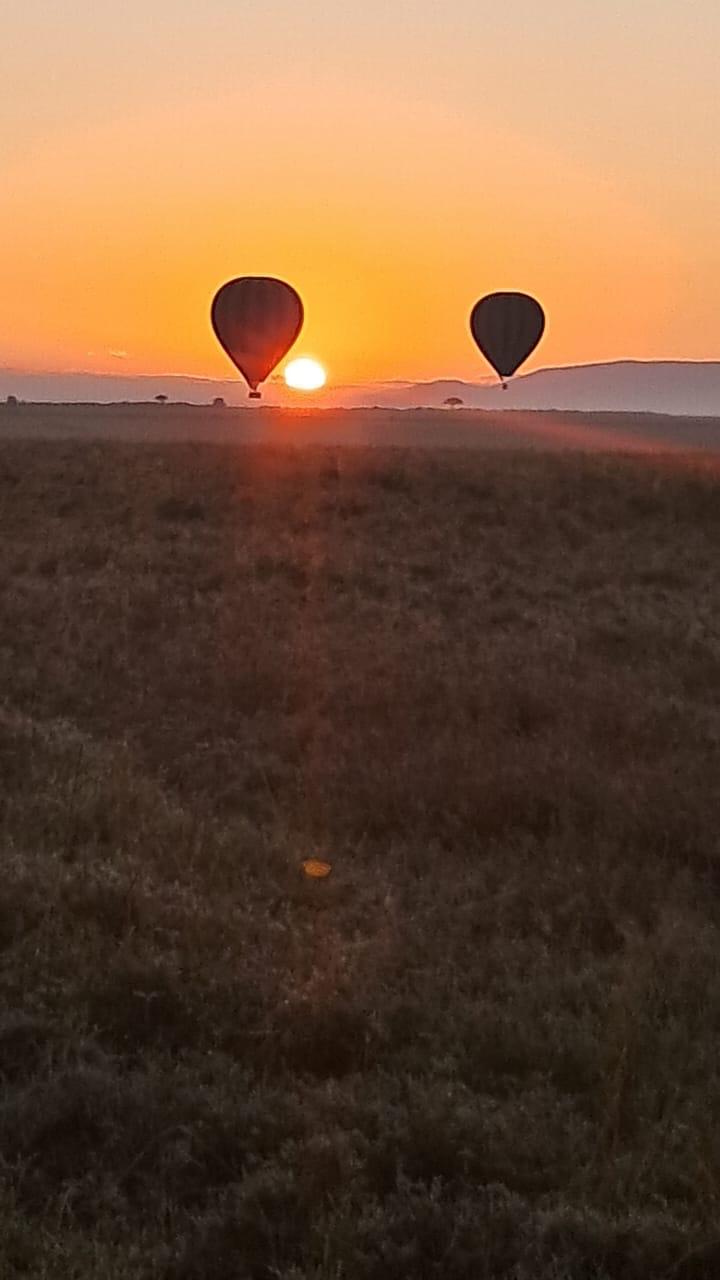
[2,401,720,453]
[2,436,720,1278]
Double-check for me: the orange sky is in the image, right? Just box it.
[2,2,719,385]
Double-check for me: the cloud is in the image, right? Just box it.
[109,350,128,360]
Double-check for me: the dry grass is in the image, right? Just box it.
[1,439,720,1278]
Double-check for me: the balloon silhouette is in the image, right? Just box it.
[211,277,304,399]
[470,292,545,389]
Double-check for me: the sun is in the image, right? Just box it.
[284,357,327,392]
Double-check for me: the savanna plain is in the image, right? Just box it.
[2,407,720,1279]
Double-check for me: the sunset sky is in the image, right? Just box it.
[2,1,719,385]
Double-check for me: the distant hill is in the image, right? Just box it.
[367,362,720,416]
[1,360,719,416]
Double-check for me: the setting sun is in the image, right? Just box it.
[284,358,327,392]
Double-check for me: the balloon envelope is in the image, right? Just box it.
[211,277,304,394]
[470,292,545,382]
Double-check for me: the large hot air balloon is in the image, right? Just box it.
[470,292,545,389]
[211,277,304,399]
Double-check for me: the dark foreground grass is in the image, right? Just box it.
[1,439,720,1278]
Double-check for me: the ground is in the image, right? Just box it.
[1,421,720,1278]
[2,402,720,452]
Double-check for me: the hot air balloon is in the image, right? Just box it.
[211,277,304,399]
[470,292,545,390]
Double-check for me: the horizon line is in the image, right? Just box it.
[2,356,720,388]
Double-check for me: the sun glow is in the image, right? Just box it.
[284,357,327,392]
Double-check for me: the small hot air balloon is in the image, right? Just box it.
[211,277,304,399]
[470,292,545,390]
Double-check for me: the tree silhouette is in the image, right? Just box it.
[443,396,464,408]
[155,394,168,406]
[6,395,18,409]
[212,397,226,408]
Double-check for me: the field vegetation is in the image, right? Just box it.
[1,438,720,1277]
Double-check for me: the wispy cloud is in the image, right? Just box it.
[109,350,128,360]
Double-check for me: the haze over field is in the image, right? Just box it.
[3,403,720,459]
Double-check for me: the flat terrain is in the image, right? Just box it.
[2,435,720,1278]
[2,401,720,452]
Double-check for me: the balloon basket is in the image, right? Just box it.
[249,391,262,400]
